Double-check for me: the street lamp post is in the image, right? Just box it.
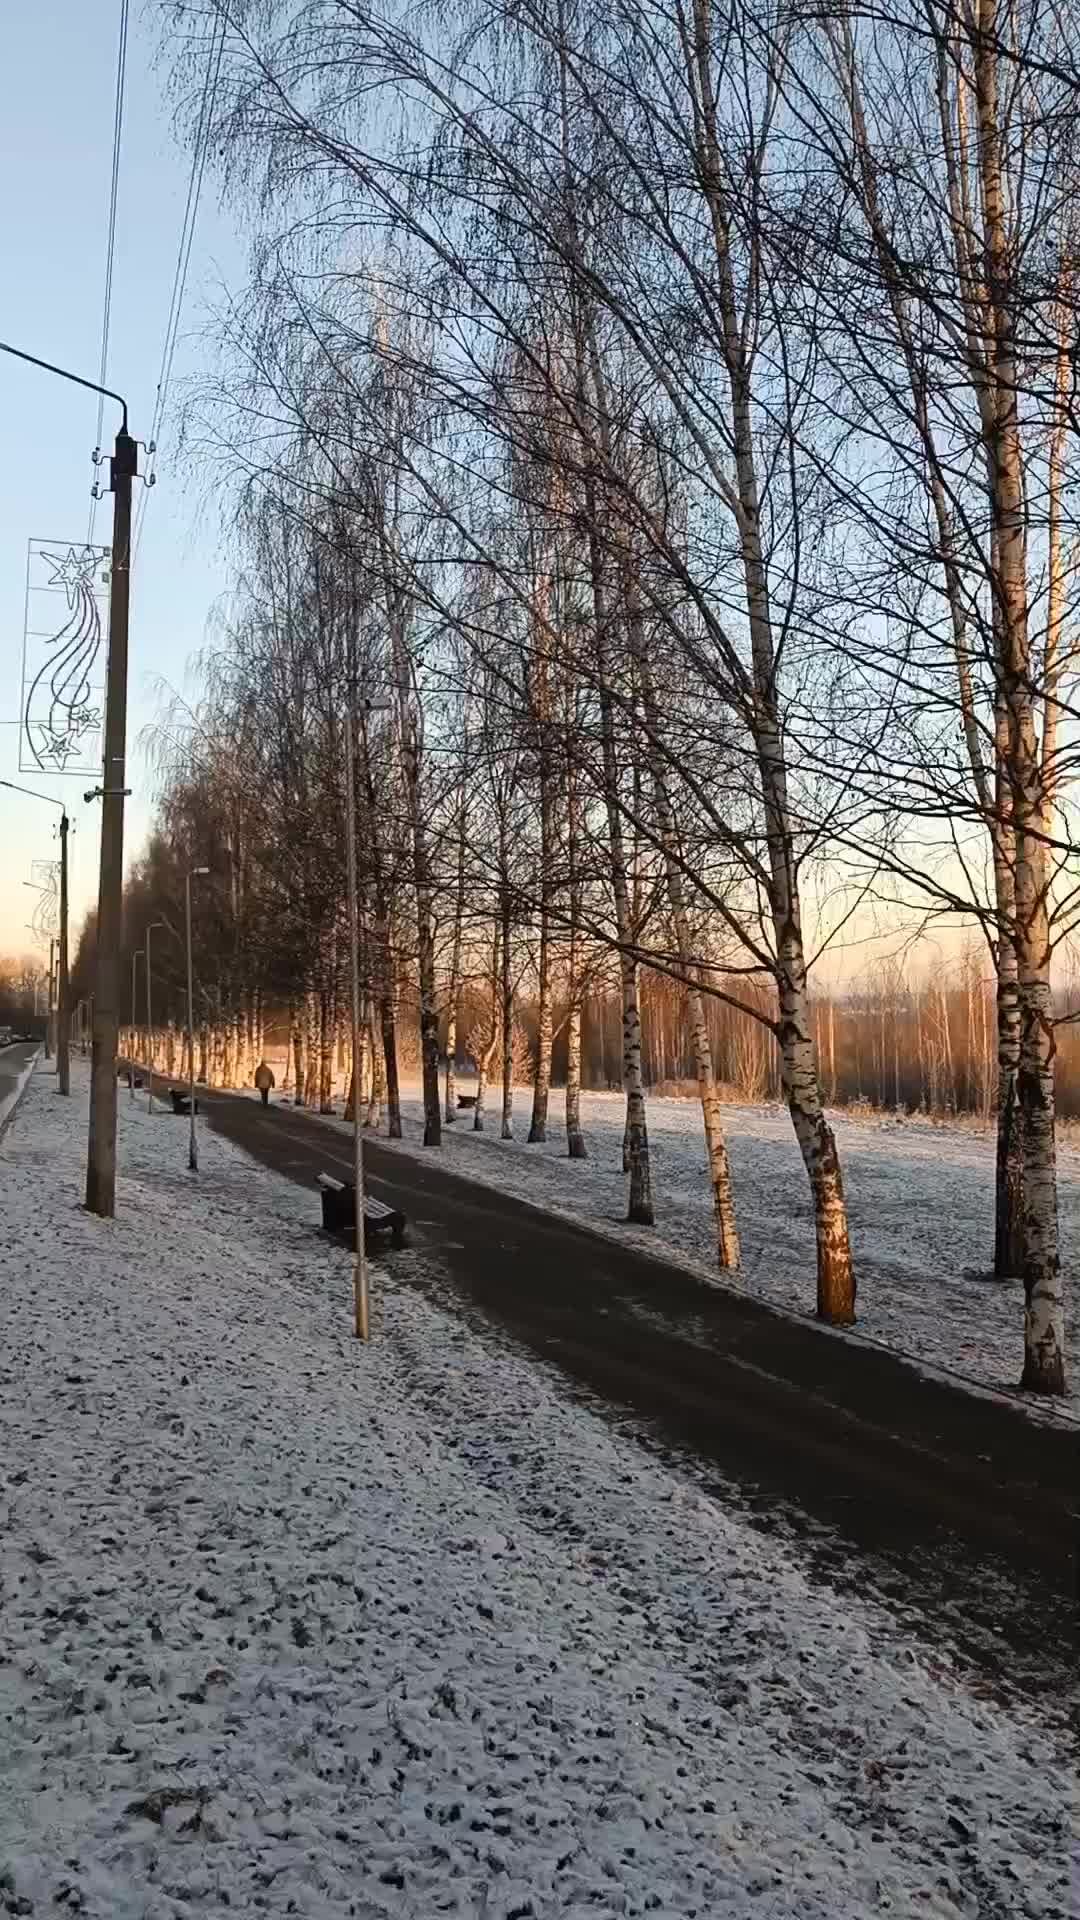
[1,784,70,1094]
[0,340,133,1214]
[145,922,166,1114]
[185,867,210,1170]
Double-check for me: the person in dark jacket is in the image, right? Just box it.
[254,1060,275,1106]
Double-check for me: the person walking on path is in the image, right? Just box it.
[254,1061,275,1107]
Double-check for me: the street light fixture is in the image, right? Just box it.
[185,867,210,1171]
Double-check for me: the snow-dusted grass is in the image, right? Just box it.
[287,1077,1076,1416]
[1,1061,1075,1916]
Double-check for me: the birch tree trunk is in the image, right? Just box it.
[389,596,441,1147]
[528,634,554,1143]
[380,973,402,1139]
[632,587,740,1266]
[221,1017,236,1090]
[564,709,588,1160]
[291,1009,305,1107]
[683,0,852,1313]
[565,996,587,1159]
[993,832,1024,1278]
[975,0,1063,1391]
[582,471,652,1223]
[501,879,514,1141]
[319,989,334,1113]
[444,758,468,1124]
[474,927,501,1134]
[367,1002,385,1129]
[303,991,319,1107]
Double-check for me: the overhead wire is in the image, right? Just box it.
[134,13,227,561]
[88,0,131,545]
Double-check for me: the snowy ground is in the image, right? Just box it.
[0,1061,1076,1917]
[269,1073,1079,1416]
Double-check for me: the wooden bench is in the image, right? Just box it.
[456,1093,478,1110]
[316,1173,406,1250]
[169,1088,199,1116]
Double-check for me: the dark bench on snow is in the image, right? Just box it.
[456,1093,478,1110]
[316,1172,406,1250]
[169,1087,200,1115]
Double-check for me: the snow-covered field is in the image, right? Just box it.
[0,1061,1076,1916]
[291,1076,1078,1415]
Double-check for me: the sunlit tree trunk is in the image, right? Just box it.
[633,588,739,1266]
[366,1001,385,1129]
[528,631,554,1143]
[319,988,334,1112]
[291,1008,305,1107]
[584,501,653,1224]
[564,734,588,1160]
[444,768,467,1124]
[686,0,852,1314]
[500,873,514,1140]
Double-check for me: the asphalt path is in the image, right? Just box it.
[0,1041,40,1134]
[133,1071,1079,1704]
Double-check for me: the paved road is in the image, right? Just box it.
[0,1042,39,1135]
[132,1073,1078,1705]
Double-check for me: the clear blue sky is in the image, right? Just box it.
[0,2,240,955]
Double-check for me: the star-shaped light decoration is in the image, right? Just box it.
[42,546,100,595]
[34,727,78,770]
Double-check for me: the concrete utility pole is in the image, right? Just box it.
[0,339,129,1163]
[86,422,137,1215]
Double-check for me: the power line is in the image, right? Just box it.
[88,0,131,544]
[134,13,226,560]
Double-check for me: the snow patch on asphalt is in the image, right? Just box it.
[0,1064,1075,1916]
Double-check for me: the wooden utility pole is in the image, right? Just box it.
[85,425,137,1216]
[57,811,70,1095]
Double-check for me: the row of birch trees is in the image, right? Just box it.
[127,0,1080,1393]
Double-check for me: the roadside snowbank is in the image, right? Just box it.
[0,1065,1075,1916]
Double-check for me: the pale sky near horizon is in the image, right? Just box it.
[0,2,238,959]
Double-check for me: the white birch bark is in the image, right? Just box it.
[974,1,1063,1391]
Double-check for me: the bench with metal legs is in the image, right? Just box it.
[316,1172,406,1249]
